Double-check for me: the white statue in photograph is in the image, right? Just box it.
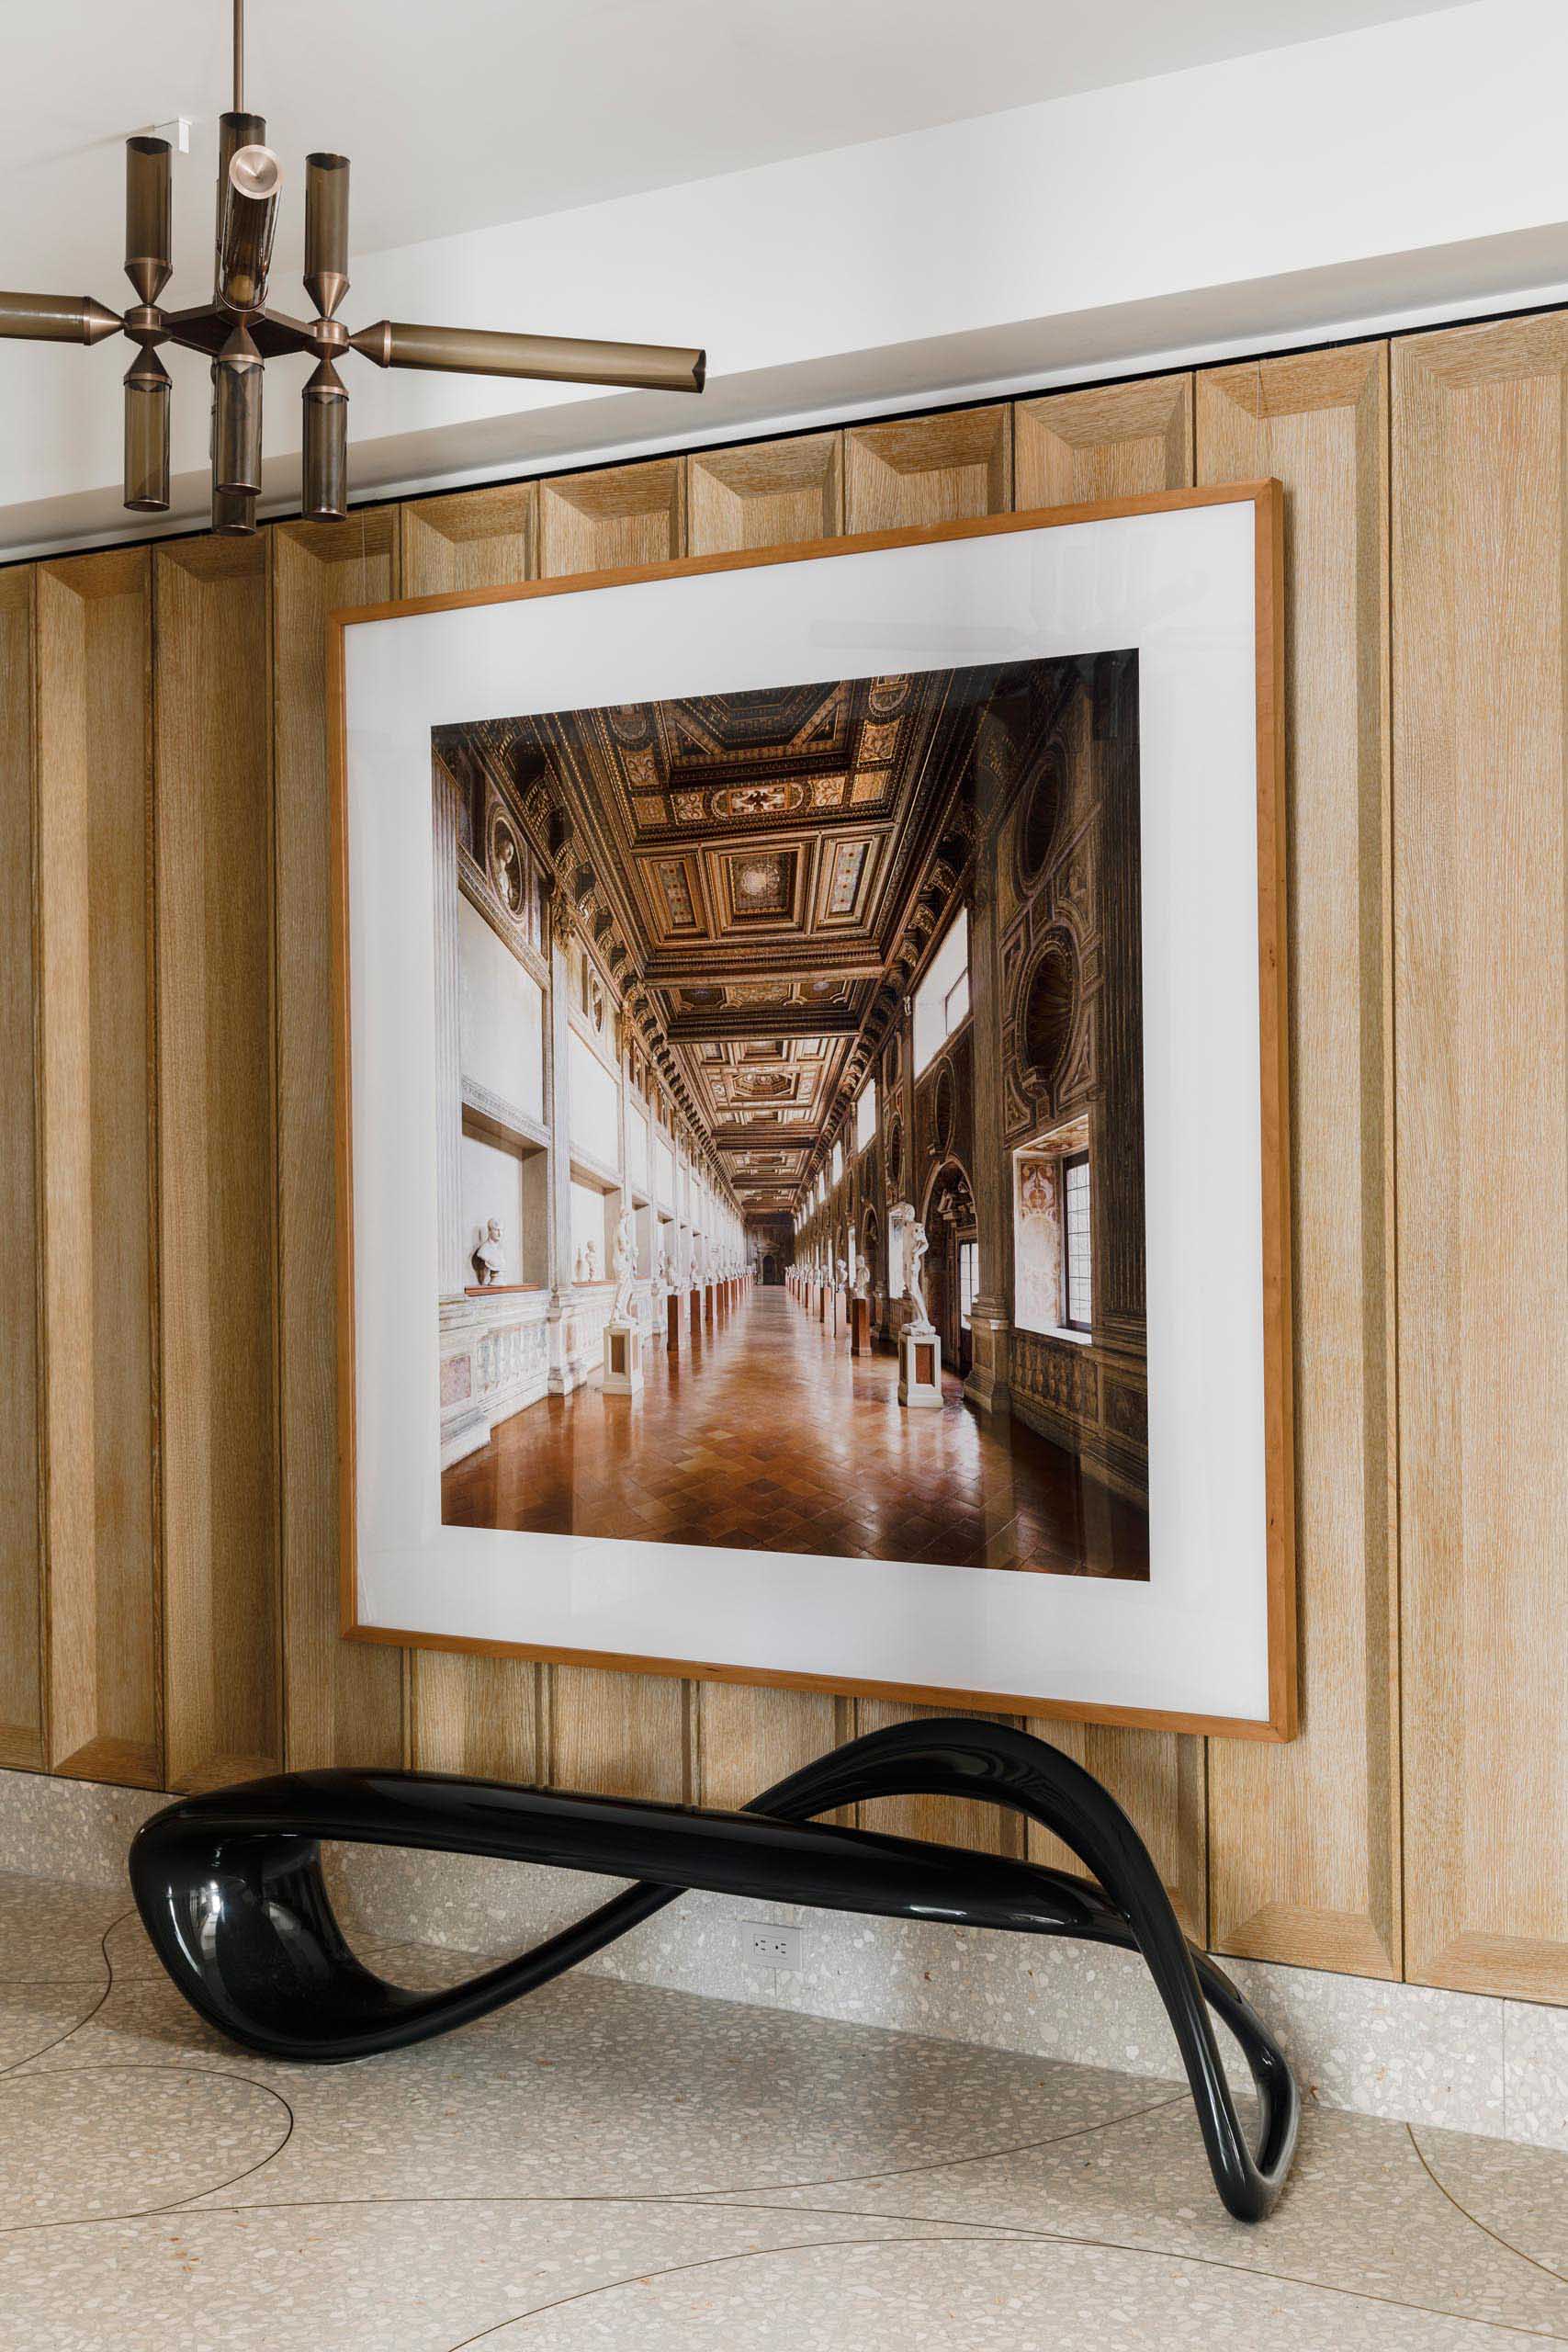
[583,1238,598,1283]
[471,1218,505,1287]
[835,1256,849,1291]
[655,1238,669,1294]
[853,1259,871,1302]
[905,1219,933,1333]
[611,1209,637,1323]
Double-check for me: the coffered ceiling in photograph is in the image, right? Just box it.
[446,664,985,1214]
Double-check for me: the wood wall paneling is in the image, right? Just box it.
[1196,345,1400,1978]
[153,537,283,1792]
[684,432,855,1812]
[844,407,1012,532]
[540,453,696,1797]
[1009,379,1208,1941]
[695,1680,844,1813]
[6,333,1564,2019]
[400,484,543,1780]
[1015,377,1193,508]
[0,568,44,1769]
[35,549,161,1785]
[688,434,844,555]
[1393,316,1568,2004]
[272,513,407,1771]
[538,458,685,578]
[550,1668,688,1802]
[399,482,536,598]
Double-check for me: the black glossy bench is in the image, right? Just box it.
[129,1716,1298,2222]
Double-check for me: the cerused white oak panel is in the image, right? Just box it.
[1197,345,1400,1979]
[1393,315,1568,2005]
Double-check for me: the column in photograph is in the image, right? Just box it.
[545,893,582,1393]
[963,699,1017,1419]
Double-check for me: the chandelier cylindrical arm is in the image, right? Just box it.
[301,356,348,521]
[0,291,122,344]
[213,323,264,495]
[212,485,257,535]
[123,348,172,512]
[217,141,282,312]
[124,136,173,306]
[304,153,351,322]
[348,319,706,395]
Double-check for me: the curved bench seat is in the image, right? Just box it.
[129,1716,1298,2222]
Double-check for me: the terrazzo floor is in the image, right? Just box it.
[1,1868,1566,2348]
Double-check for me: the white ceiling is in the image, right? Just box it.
[2,0,1465,291]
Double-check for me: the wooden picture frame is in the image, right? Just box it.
[330,483,1295,1739]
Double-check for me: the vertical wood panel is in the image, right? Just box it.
[539,458,695,1799]
[400,486,543,1781]
[1197,345,1399,1976]
[1393,316,1568,2004]
[845,407,1011,532]
[272,513,407,1771]
[686,430,852,1810]
[550,1668,687,1801]
[36,548,161,1785]
[400,482,536,597]
[844,405,1016,1857]
[1011,377,1207,1940]
[539,458,684,578]
[0,568,44,1769]
[696,1680,842,1812]
[154,537,282,1792]
[1016,377,1192,508]
[688,434,843,555]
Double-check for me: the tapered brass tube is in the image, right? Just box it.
[213,322,263,493]
[0,291,121,343]
[125,137,172,305]
[304,153,350,321]
[217,136,280,310]
[124,348,171,511]
[349,319,706,394]
[302,356,348,520]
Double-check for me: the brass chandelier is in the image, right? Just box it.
[0,0,705,534]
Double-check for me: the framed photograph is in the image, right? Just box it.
[332,483,1294,1738]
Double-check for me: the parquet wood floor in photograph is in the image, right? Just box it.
[442,1286,1148,1577]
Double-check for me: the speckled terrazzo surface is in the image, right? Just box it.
[1,1866,1566,2350]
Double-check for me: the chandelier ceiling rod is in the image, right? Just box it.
[0,0,705,536]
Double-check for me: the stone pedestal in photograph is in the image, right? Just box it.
[898,1323,943,1408]
[601,1319,643,1398]
[850,1296,871,1357]
[666,1292,681,1350]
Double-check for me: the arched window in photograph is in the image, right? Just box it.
[913,907,969,1074]
[855,1077,877,1155]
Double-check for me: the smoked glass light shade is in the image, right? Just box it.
[123,349,171,511]
[304,153,350,320]
[124,136,172,306]
[302,357,348,520]
[217,141,281,311]
[213,325,264,495]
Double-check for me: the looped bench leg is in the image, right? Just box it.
[130,1716,1298,2223]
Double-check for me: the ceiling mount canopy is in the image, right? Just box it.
[0,0,705,535]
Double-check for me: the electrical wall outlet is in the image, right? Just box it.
[743,1922,803,1970]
